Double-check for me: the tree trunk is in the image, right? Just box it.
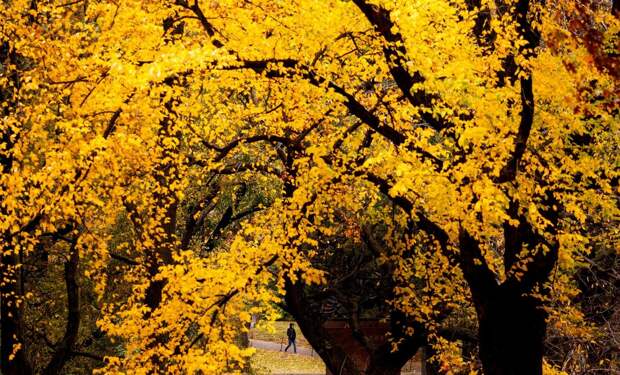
[43,242,80,375]
[367,312,425,375]
[420,345,440,375]
[142,92,179,312]
[1,37,33,375]
[1,249,33,375]
[458,226,553,375]
[284,280,364,375]
[477,290,546,375]
[363,366,401,375]
[239,321,251,373]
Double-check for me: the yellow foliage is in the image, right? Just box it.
[1,0,617,372]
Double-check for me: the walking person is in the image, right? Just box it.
[284,323,297,353]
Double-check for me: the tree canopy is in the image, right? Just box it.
[1,0,618,374]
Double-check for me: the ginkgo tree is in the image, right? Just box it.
[2,0,618,374]
[0,2,131,373]
[157,0,618,374]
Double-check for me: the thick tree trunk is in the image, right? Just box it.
[459,227,554,375]
[477,290,546,375]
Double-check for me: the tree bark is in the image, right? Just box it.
[284,279,424,375]
[142,96,179,312]
[363,367,401,375]
[367,311,425,375]
[458,226,555,375]
[1,247,33,375]
[0,36,33,375]
[420,345,440,375]
[284,279,364,375]
[477,288,546,375]
[43,241,81,375]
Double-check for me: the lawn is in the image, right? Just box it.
[250,349,325,374]
[251,320,312,348]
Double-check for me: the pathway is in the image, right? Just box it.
[250,339,317,357]
[250,339,421,375]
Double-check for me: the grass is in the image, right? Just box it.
[250,349,325,374]
[250,321,312,348]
